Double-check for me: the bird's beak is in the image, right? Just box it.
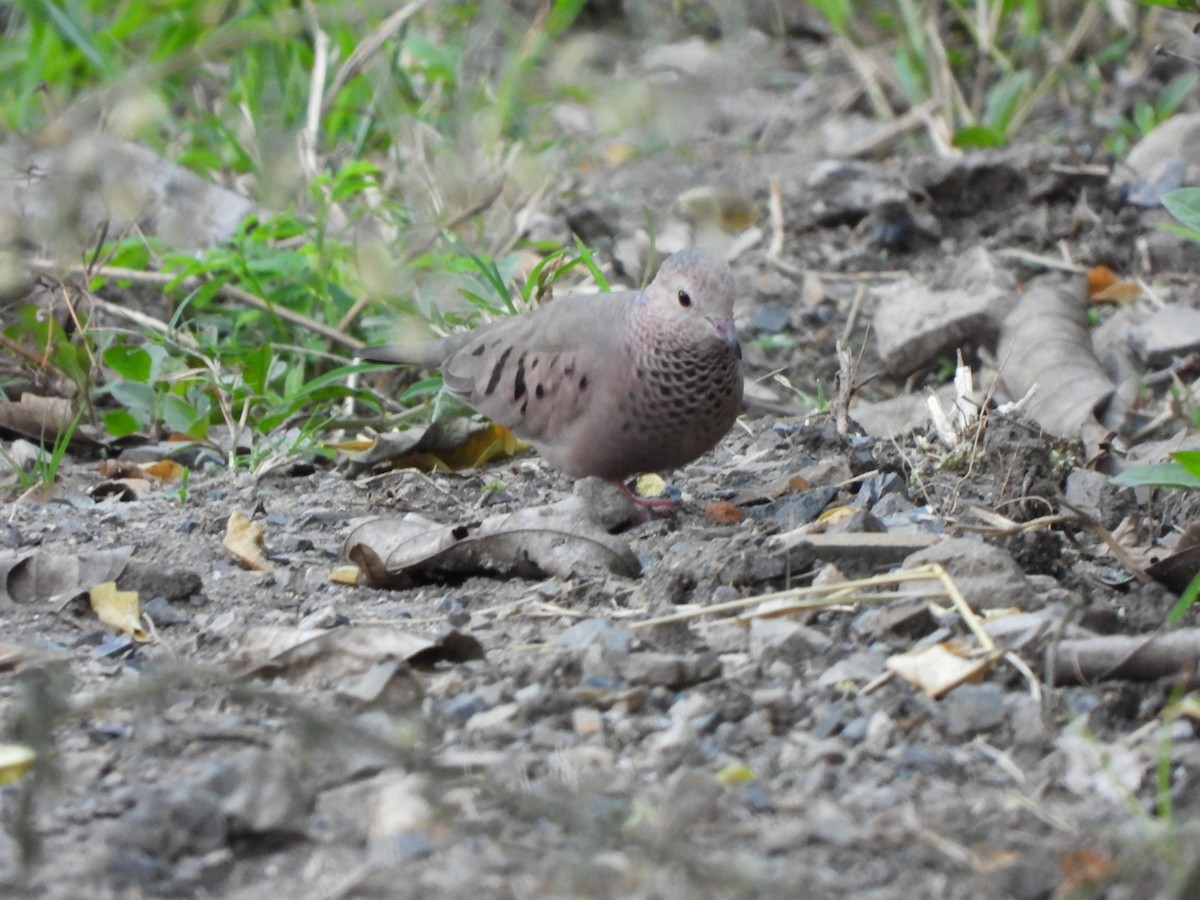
[709,317,742,359]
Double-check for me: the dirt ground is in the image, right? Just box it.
[5,9,1200,900]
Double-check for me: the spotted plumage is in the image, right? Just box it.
[361,248,744,482]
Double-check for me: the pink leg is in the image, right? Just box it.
[611,479,680,517]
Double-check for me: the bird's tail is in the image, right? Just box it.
[358,340,442,368]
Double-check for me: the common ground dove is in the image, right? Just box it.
[362,248,743,484]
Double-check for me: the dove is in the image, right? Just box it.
[362,248,743,503]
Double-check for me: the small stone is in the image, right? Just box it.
[903,537,1034,610]
[555,618,633,656]
[747,618,831,667]
[623,651,721,689]
[1128,304,1200,367]
[205,748,313,836]
[852,600,936,641]
[464,702,519,736]
[938,682,1007,738]
[140,596,189,626]
[572,707,605,736]
[443,692,489,724]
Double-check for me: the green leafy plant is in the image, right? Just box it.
[1102,71,1200,157]
[806,0,1152,149]
[1113,452,1200,623]
[1160,187,1200,244]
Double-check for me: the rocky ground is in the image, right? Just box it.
[5,7,1200,900]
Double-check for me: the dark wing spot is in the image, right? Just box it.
[470,343,486,357]
[513,351,528,401]
[530,357,539,370]
[579,375,589,392]
[484,346,513,397]
[520,400,528,416]
[535,384,545,399]
[564,361,576,376]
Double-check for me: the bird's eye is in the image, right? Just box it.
[677,289,692,308]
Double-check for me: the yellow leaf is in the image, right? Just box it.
[330,565,362,586]
[714,762,755,786]
[601,143,636,166]
[223,511,274,572]
[634,473,667,499]
[401,423,530,472]
[89,581,149,641]
[818,506,855,524]
[140,459,185,482]
[0,744,35,785]
[329,437,375,452]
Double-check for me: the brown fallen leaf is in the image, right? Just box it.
[0,394,74,442]
[731,473,811,507]
[1145,521,1200,593]
[90,478,151,501]
[238,624,483,682]
[0,394,104,451]
[1085,264,1118,296]
[141,459,185,482]
[705,501,743,525]
[998,276,1116,438]
[224,512,274,573]
[343,495,641,588]
[0,547,135,605]
[1059,847,1117,894]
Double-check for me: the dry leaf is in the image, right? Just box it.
[705,501,743,525]
[341,418,529,476]
[0,394,74,443]
[329,565,362,586]
[89,581,149,641]
[141,459,185,482]
[998,277,1115,438]
[1085,264,1118,296]
[677,186,760,232]
[224,512,274,572]
[238,624,483,682]
[1059,847,1117,893]
[0,744,35,785]
[634,473,667,499]
[0,547,134,605]
[885,642,1001,698]
[343,495,641,588]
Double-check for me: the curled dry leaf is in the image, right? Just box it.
[0,394,74,443]
[224,512,274,573]
[343,495,641,588]
[0,394,104,451]
[1146,525,1200,593]
[238,624,484,683]
[998,276,1115,438]
[0,546,134,605]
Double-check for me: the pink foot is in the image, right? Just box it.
[612,480,680,517]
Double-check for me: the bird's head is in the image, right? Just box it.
[643,248,741,357]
